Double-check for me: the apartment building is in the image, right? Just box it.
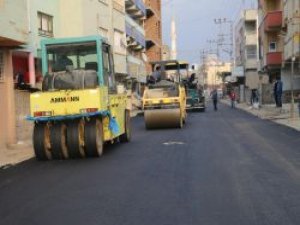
[235,9,259,101]
[258,0,283,82]
[145,0,162,73]
[0,0,28,150]
[282,0,300,93]
[125,0,147,83]
[204,55,231,90]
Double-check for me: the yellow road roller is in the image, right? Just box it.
[142,60,187,129]
[27,36,131,160]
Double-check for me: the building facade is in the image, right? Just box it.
[258,0,283,82]
[235,9,259,102]
[145,0,162,73]
[281,0,300,93]
[258,0,300,102]
[204,55,231,90]
[0,0,28,149]
[125,0,147,83]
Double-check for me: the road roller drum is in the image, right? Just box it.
[145,108,182,129]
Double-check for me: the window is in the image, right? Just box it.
[114,30,126,54]
[246,46,257,59]
[38,12,53,37]
[0,50,4,81]
[269,42,277,52]
[102,45,116,91]
[99,27,109,39]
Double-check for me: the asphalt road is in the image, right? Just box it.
[1,104,300,225]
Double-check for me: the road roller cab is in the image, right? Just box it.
[28,36,131,160]
[143,60,187,129]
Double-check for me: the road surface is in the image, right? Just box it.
[1,104,300,225]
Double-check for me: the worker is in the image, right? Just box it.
[230,90,236,109]
[211,89,218,111]
[150,65,161,82]
[274,77,283,108]
[53,54,73,72]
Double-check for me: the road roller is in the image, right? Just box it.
[27,36,131,160]
[143,60,187,129]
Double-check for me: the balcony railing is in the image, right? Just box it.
[264,11,282,32]
[125,0,146,18]
[266,52,282,66]
[125,16,145,48]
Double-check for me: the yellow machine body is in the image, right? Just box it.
[30,87,127,141]
[142,85,187,129]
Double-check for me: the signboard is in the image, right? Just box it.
[232,66,245,77]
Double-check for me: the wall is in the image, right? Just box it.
[0,50,16,147]
[0,0,28,44]
[28,0,61,56]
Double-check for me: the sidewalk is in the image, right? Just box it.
[222,99,300,132]
[0,142,34,168]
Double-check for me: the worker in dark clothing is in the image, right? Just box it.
[274,77,283,108]
[53,54,73,72]
[211,89,218,111]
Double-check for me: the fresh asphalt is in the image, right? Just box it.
[1,103,300,225]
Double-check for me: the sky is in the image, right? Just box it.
[162,0,257,64]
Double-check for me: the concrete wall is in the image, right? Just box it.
[27,0,61,56]
[0,0,28,44]
[0,50,16,147]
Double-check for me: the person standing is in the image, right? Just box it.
[211,89,218,111]
[230,90,236,108]
[274,77,283,108]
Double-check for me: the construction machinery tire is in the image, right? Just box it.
[120,110,131,143]
[33,123,52,161]
[84,119,104,157]
[67,120,85,159]
[50,123,68,160]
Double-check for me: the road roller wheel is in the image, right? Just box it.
[33,123,52,161]
[50,123,68,160]
[120,110,131,143]
[84,119,104,157]
[67,120,85,159]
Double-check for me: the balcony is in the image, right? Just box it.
[125,0,146,19]
[245,33,257,46]
[125,16,145,49]
[266,52,282,66]
[264,11,282,32]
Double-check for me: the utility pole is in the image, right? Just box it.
[213,18,234,64]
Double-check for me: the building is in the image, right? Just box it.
[281,0,300,96]
[0,0,28,150]
[258,0,300,103]
[145,0,162,73]
[235,9,259,102]
[258,0,283,82]
[204,54,231,90]
[125,0,147,85]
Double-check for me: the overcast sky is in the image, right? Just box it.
[162,0,257,64]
